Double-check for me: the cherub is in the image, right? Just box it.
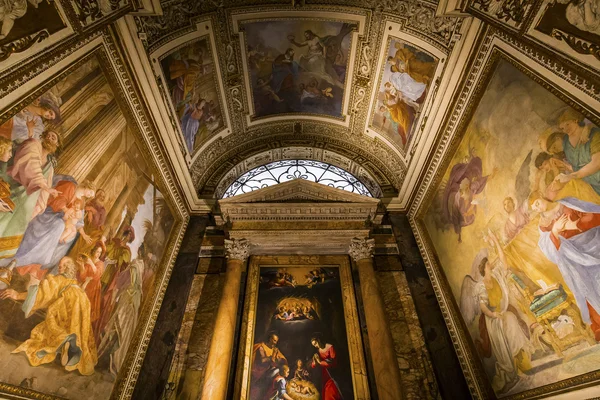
[289,380,315,395]
[293,359,310,381]
[59,199,83,244]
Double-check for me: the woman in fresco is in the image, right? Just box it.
[460,231,533,394]
[310,334,342,400]
[8,178,95,279]
[529,191,600,340]
[0,256,97,375]
[77,242,105,344]
[98,258,143,376]
[554,109,600,196]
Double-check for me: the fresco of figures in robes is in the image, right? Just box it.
[242,19,354,119]
[0,56,174,399]
[371,38,438,150]
[248,267,354,400]
[423,58,600,397]
[160,38,225,154]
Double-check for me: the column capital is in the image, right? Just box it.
[348,237,375,262]
[224,238,250,262]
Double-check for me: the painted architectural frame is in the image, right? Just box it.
[235,255,370,400]
[151,20,231,161]
[410,31,600,400]
[0,34,188,400]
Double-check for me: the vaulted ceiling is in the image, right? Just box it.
[123,0,479,211]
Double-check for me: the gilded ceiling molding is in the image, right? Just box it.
[134,1,464,52]
[192,124,405,197]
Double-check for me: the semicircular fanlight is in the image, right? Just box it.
[222,159,373,198]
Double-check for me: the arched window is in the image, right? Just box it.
[222,160,373,198]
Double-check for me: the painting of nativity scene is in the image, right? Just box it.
[424,59,600,396]
[249,267,353,400]
[243,19,354,119]
[371,38,438,149]
[160,38,225,154]
[0,56,174,399]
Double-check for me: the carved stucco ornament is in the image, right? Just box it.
[348,237,375,261]
[224,238,250,261]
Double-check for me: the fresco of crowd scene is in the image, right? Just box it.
[0,57,174,399]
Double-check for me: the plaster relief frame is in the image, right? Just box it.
[234,255,370,400]
[409,30,600,400]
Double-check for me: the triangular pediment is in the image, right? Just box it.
[218,179,379,205]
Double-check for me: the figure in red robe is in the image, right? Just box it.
[310,335,342,400]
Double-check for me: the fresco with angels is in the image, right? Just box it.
[424,59,600,397]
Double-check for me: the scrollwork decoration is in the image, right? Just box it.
[552,29,600,62]
[0,30,50,62]
[360,44,372,76]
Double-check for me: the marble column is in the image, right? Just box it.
[200,238,250,400]
[349,237,403,400]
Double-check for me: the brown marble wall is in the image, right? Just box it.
[132,215,210,400]
[176,272,224,399]
[387,213,470,399]
[376,270,439,400]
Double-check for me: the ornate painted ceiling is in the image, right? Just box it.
[123,0,479,211]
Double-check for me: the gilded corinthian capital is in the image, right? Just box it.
[348,237,375,261]
[224,238,250,261]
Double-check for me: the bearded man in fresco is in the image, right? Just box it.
[0,256,97,375]
[0,129,59,260]
[250,333,288,399]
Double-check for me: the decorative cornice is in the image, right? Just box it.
[348,237,375,261]
[224,238,250,261]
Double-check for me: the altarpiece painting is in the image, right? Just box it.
[236,256,369,400]
[0,50,179,399]
[420,54,600,398]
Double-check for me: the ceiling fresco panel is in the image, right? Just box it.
[366,22,445,157]
[151,20,232,160]
[232,11,366,128]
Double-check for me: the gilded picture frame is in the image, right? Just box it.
[0,31,188,400]
[409,30,600,400]
[234,255,370,400]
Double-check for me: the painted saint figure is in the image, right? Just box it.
[529,191,600,340]
[310,335,343,400]
[250,333,288,399]
[0,256,97,375]
[459,232,533,393]
[554,110,600,197]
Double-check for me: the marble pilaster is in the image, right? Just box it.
[349,237,404,400]
[200,238,250,400]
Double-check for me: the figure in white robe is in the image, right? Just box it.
[460,232,533,394]
[389,71,427,102]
